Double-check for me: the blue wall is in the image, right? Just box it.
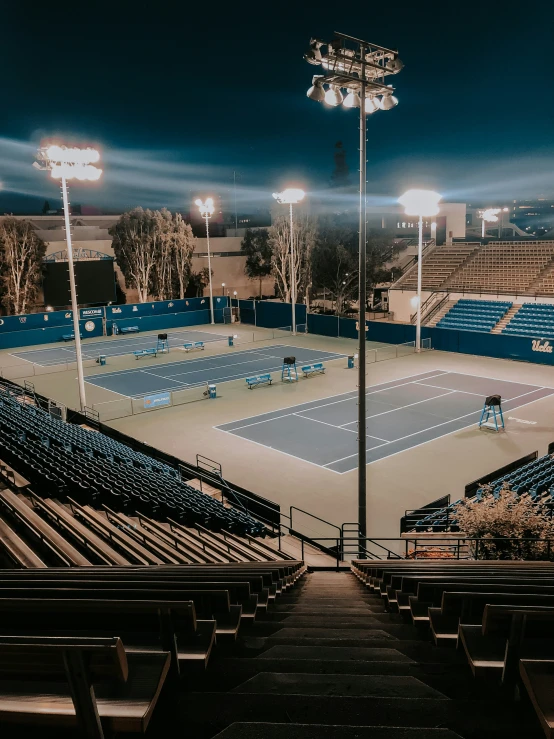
[0,296,228,350]
[248,300,307,330]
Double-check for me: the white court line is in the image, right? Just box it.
[222,372,450,433]
[83,344,297,380]
[433,367,554,392]
[331,389,554,474]
[89,351,344,396]
[416,381,522,400]
[339,390,457,428]
[323,386,552,468]
[214,427,343,475]
[292,412,389,442]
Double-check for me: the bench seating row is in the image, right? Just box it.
[0,558,305,737]
[352,560,554,738]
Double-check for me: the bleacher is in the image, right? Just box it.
[392,241,554,295]
[353,560,554,738]
[503,303,554,339]
[0,385,265,537]
[408,451,554,534]
[394,243,480,290]
[437,299,512,333]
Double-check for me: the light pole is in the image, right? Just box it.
[272,188,306,335]
[195,197,215,324]
[480,207,509,239]
[398,189,442,353]
[305,32,403,546]
[233,290,238,309]
[34,144,102,412]
[222,282,226,296]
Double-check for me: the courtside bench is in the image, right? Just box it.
[301,362,325,378]
[61,332,83,341]
[246,374,272,389]
[184,341,205,352]
[134,348,157,359]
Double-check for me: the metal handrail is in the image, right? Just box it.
[410,291,449,324]
[305,536,554,570]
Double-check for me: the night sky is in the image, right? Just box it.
[1,0,553,213]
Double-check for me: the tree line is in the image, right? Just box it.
[241,211,398,315]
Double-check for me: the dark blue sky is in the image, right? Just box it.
[1,0,553,213]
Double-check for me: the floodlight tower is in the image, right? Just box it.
[272,188,306,335]
[195,197,215,324]
[34,144,102,412]
[305,32,403,547]
[480,207,509,238]
[398,190,442,353]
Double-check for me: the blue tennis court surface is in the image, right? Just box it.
[216,370,554,474]
[85,344,345,397]
[11,329,227,366]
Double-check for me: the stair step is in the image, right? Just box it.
[180,693,539,739]
[245,625,419,639]
[231,672,447,698]
[257,615,389,626]
[260,646,414,662]
[212,722,465,739]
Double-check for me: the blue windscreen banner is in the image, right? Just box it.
[143,392,171,409]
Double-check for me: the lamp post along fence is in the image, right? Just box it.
[195,197,215,324]
[272,188,306,336]
[34,145,102,412]
[304,32,403,548]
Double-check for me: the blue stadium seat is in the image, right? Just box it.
[437,299,512,334]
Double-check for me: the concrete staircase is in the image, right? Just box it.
[492,305,520,334]
[425,299,457,327]
[147,571,543,739]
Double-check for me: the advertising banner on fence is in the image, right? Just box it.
[143,392,171,409]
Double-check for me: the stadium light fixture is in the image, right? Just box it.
[307,75,326,102]
[272,188,306,335]
[399,189,442,355]
[34,144,103,412]
[305,31,403,551]
[195,197,216,324]
[480,207,510,238]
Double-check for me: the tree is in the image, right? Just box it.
[311,216,358,314]
[172,214,196,299]
[0,217,46,315]
[109,208,161,303]
[241,228,272,298]
[269,211,316,306]
[186,267,213,298]
[455,489,554,560]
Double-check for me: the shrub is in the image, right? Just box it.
[454,488,554,560]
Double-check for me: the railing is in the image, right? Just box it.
[410,291,449,324]
[401,495,451,533]
[304,536,554,570]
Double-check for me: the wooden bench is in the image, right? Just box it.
[459,605,554,683]
[429,591,554,646]
[184,341,204,352]
[246,373,272,389]
[0,597,213,674]
[0,515,47,568]
[121,326,140,334]
[301,362,325,378]
[0,586,241,641]
[133,348,157,359]
[0,635,170,738]
[520,659,554,739]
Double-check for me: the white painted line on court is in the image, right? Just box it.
[434,367,553,393]
[214,426,343,475]
[216,369,450,431]
[339,390,457,428]
[332,389,554,474]
[291,412,388,443]
[323,386,553,469]
[414,382,485,397]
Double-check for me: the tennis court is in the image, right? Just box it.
[11,329,228,366]
[216,369,554,473]
[85,344,346,397]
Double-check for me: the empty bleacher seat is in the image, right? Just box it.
[437,299,512,333]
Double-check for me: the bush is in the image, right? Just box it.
[455,488,554,560]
